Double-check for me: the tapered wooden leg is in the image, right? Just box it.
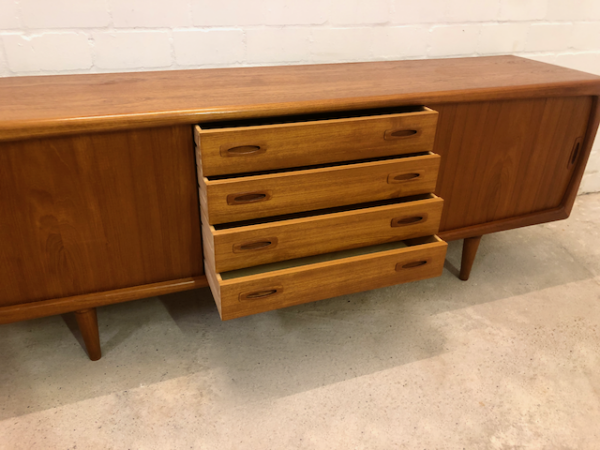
[75,308,102,361]
[459,235,482,281]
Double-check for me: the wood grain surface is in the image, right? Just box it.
[212,236,447,320]
[1,57,599,328]
[459,236,483,281]
[2,56,600,142]
[195,107,438,176]
[432,96,593,232]
[0,276,208,325]
[200,153,441,224]
[0,126,203,308]
[204,194,443,272]
[74,308,102,361]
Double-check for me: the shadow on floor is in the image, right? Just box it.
[1,202,598,419]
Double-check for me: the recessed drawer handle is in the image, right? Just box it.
[233,237,278,253]
[396,260,428,271]
[391,215,426,227]
[221,145,266,157]
[388,172,421,184]
[567,137,583,168]
[227,191,272,205]
[385,129,419,140]
[239,286,283,302]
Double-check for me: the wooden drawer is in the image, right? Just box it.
[204,194,444,273]
[206,236,447,320]
[195,106,439,176]
[199,152,441,224]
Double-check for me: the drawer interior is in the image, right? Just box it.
[199,105,431,130]
[220,236,441,280]
[205,151,432,181]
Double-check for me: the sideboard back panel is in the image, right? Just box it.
[433,96,593,232]
[0,126,203,307]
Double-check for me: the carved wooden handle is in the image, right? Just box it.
[239,286,283,302]
[227,191,272,205]
[387,172,422,184]
[220,145,266,157]
[232,237,278,253]
[390,214,427,227]
[384,129,419,140]
[396,260,428,271]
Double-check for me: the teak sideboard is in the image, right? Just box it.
[1,56,599,361]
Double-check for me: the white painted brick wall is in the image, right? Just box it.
[571,23,600,51]
[0,41,7,77]
[174,29,244,66]
[330,0,390,26]
[191,0,328,27]
[0,0,599,192]
[19,0,110,29]
[93,31,172,69]
[311,27,374,62]
[110,0,192,28]
[390,0,449,24]
[546,0,600,21]
[4,33,92,72]
[478,23,529,54]
[498,0,547,21]
[443,0,500,23]
[526,23,572,52]
[371,26,428,59]
[429,25,481,57]
[0,0,20,29]
[246,28,311,64]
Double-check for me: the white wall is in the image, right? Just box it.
[1,0,599,192]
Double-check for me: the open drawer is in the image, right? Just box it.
[203,194,444,273]
[206,235,448,320]
[199,152,441,224]
[195,106,439,176]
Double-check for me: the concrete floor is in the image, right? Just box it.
[1,193,600,449]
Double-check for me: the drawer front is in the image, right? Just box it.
[205,195,444,272]
[195,108,439,176]
[200,153,441,224]
[208,236,447,320]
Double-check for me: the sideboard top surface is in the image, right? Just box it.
[1,55,600,141]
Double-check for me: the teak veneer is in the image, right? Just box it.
[1,55,599,360]
[199,153,441,224]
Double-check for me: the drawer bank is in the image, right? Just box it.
[1,56,599,360]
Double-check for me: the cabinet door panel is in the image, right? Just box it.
[0,126,203,307]
[432,97,592,232]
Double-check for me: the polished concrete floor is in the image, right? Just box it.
[1,193,600,449]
